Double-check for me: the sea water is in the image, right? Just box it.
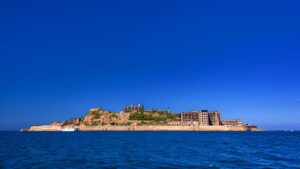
[0,131,299,169]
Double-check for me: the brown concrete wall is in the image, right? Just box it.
[80,126,131,131]
[84,125,253,131]
[26,125,256,132]
[29,125,62,131]
[131,125,249,131]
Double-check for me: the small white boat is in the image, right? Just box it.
[61,127,77,132]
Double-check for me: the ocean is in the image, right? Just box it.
[0,131,299,169]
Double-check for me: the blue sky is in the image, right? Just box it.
[0,0,299,130]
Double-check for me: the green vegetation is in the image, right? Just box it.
[129,111,178,122]
[91,111,100,120]
[110,113,118,118]
[129,112,154,121]
[137,121,155,125]
[168,114,178,121]
[155,110,169,115]
[91,122,98,126]
[153,116,167,121]
[116,122,132,126]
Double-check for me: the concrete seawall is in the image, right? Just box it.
[24,125,257,131]
[80,125,253,131]
[26,125,62,131]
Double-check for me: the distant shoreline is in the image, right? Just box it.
[22,125,261,132]
[21,105,261,132]
[1,130,299,132]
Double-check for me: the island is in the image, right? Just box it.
[21,104,260,132]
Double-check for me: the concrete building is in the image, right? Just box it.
[124,104,144,112]
[144,109,169,114]
[181,111,199,122]
[222,120,243,126]
[181,110,221,126]
[198,112,209,126]
[208,112,221,125]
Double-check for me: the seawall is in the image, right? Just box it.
[23,125,258,131]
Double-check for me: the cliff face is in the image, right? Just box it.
[82,108,130,126]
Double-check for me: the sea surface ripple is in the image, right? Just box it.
[0,131,299,169]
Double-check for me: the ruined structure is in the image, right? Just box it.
[208,112,221,126]
[124,104,144,112]
[181,110,221,126]
[221,120,243,126]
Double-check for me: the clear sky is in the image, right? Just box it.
[0,0,299,130]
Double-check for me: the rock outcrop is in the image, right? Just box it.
[82,108,130,126]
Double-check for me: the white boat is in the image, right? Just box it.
[61,127,77,132]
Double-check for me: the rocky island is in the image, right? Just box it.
[21,104,260,131]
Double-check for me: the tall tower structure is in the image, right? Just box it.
[208,112,221,126]
[198,112,209,126]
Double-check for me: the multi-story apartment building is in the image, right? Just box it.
[208,112,221,125]
[181,110,221,126]
[198,112,209,126]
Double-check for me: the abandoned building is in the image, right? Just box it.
[122,105,245,127]
[181,110,221,126]
[208,112,221,125]
[124,104,144,112]
[221,120,243,126]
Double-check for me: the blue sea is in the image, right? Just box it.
[0,131,299,169]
